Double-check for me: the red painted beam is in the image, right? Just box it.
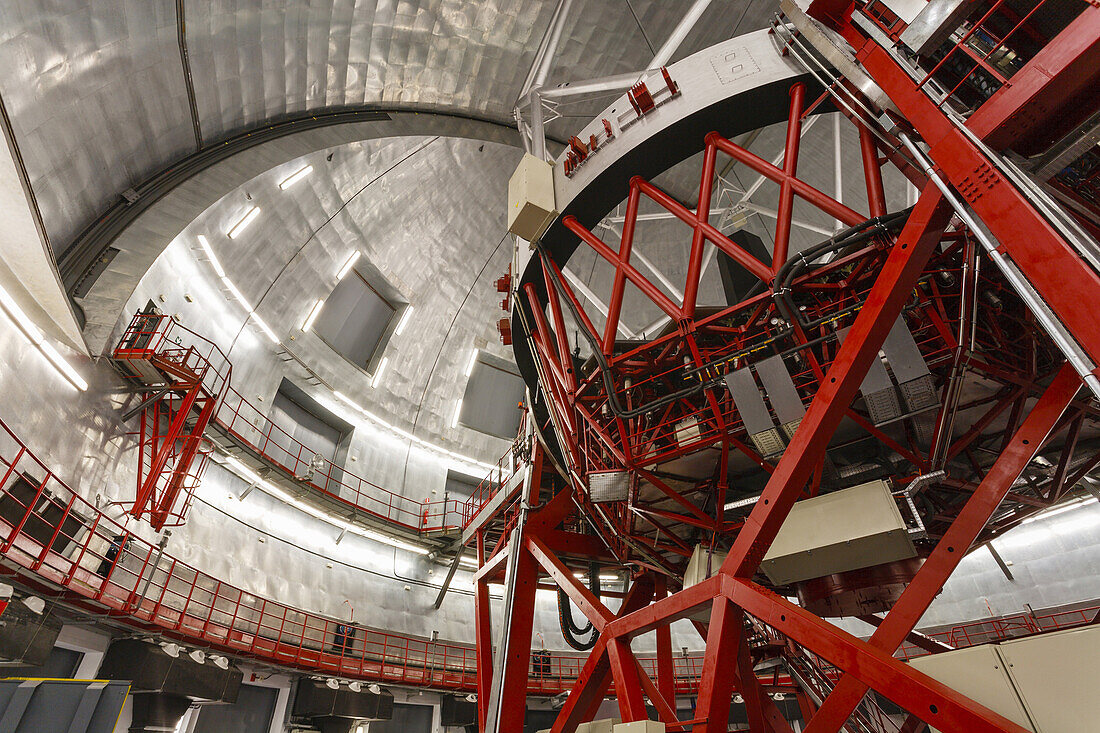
[720,188,952,578]
[721,576,1032,733]
[966,6,1100,152]
[803,362,1080,733]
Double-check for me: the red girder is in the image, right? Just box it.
[503,7,1100,728]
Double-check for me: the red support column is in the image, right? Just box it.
[551,640,613,733]
[773,83,806,271]
[683,140,719,316]
[475,532,493,731]
[608,638,649,722]
[721,187,952,578]
[654,575,676,706]
[692,598,742,733]
[858,125,887,219]
[495,542,541,733]
[602,185,642,352]
[802,362,1081,733]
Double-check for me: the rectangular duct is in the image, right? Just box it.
[756,354,807,442]
[98,639,242,703]
[840,317,935,426]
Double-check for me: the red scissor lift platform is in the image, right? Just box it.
[112,313,232,530]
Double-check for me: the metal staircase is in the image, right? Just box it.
[112,312,231,529]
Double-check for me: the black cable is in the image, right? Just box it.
[532,208,912,421]
[556,563,601,651]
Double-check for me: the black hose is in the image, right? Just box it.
[773,208,913,329]
[557,563,601,651]
[532,208,912,422]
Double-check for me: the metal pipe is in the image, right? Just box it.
[650,0,714,68]
[898,132,1100,400]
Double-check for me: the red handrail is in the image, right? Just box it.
[0,412,1094,691]
[0,413,714,692]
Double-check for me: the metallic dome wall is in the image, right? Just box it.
[0,0,772,256]
[118,135,520,467]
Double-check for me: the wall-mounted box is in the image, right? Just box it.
[909,624,1100,732]
[760,480,916,586]
[507,153,557,241]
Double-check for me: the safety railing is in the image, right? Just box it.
[114,312,232,401]
[0,413,708,693]
[458,447,519,530]
[896,604,1100,661]
[213,387,466,533]
[212,386,521,536]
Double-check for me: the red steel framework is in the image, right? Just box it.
[483,3,1100,732]
[0,403,1091,698]
[113,313,233,530]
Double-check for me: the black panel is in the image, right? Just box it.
[459,352,526,439]
[366,702,432,733]
[3,645,82,679]
[192,683,278,733]
[0,601,63,667]
[130,693,192,730]
[0,473,85,554]
[717,230,771,304]
[441,695,477,727]
[314,717,359,733]
[98,640,241,703]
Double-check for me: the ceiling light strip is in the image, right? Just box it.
[394,306,414,335]
[333,391,494,472]
[303,299,325,332]
[0,285,87,391]
[278,165,313,190]
[371,357,388,389]
[227,206,261,239]
[337,252,361,280]
[197,235,226,278]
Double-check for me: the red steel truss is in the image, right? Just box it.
[492,3,1100,732]
[113,313,232,529]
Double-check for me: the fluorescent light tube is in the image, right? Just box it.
[371,357,388,388]
[337,251,360,280]
[394,306,413,335]
[278,164,313,190]
[197,235,225,277]
[250,312,279,344]
[0,285,86,391]
[723,495,761,511]
[303,299,325,332]
[40,342,89,391]
[221,277,253,312]
[227,206,260,239]
[465,349,479,377]
[451,399,463,428]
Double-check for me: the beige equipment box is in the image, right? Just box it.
[760,479,917,585]
[507,153,557,241]
[909,624,1100,732]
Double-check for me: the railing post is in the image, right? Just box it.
[3,472,50,553]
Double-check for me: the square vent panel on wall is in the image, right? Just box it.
[312,256,408,375]
[458,351,526,440]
